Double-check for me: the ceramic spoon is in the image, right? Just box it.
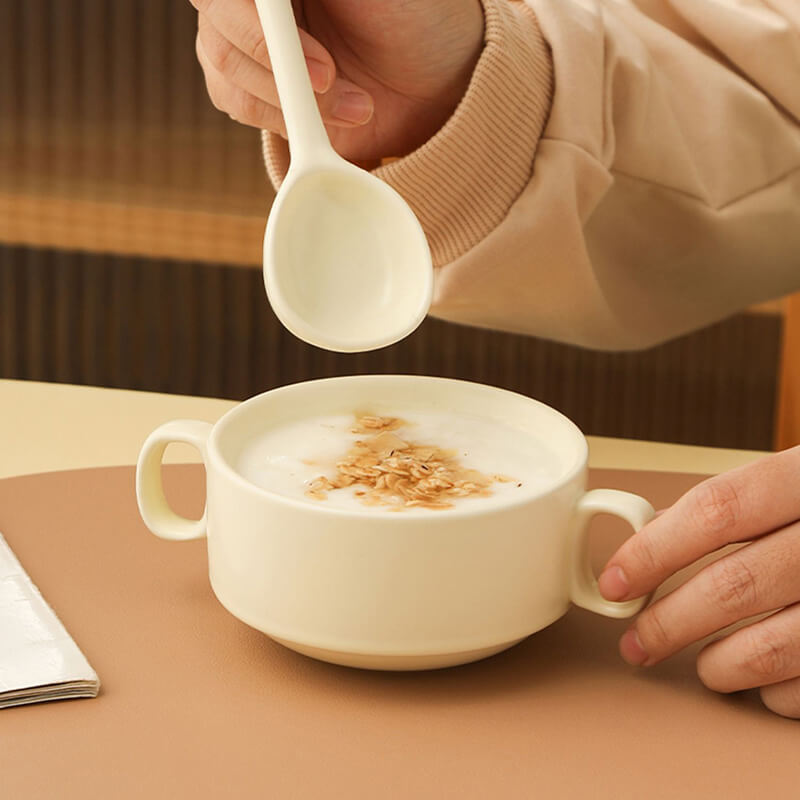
[253,0,433,353]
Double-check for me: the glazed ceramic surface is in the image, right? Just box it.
[254,0,432,352]
[136,376,654,670]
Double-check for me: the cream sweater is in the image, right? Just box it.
[264,0,800,350]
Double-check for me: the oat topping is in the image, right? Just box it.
[305,414,516,511]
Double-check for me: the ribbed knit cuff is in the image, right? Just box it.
[262,0,554,267]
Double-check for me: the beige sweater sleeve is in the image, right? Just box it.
[264,0,800,350]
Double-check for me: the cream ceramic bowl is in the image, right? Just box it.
[136,376,654,670]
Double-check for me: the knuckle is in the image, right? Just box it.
[249,35,269,67]
[707,557,759,615]
[744,630,789,682]
[690,479,741,541]
[202,75,230,116]
[203,30,236,74]
[200,70,224,111]
[238,91,265,124]
[205,84,225,113]
[639,604,673,654]
[630,534,667,579]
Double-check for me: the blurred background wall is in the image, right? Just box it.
[0,0,794,451]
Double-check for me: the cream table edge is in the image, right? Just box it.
[0,379,769,480]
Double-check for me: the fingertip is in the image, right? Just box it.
[330,89,374,126]
[620,628,649,667]
[760,682,800,719]
[307,57,333,94]
[299,28,335,91]
[598,564,630,601]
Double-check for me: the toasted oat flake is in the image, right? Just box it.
[350,415,405,434]
[305,414,515,511]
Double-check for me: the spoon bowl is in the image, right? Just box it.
[265,162,433,353]
[255,0,433,352]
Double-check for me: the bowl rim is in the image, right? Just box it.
[207,374,589,520]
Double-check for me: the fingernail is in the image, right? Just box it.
[620,629,649,667]
[332,91,374,124]
[598,565,629,601]
[307,58,332,93]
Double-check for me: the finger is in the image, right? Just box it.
[619,521,800,666]
[696,601,800,694]
[190,0,333,81]
[599,445,800,601]
[197,36,287,134]
[197,21,373,126]
[760,675,800,719]
[197,12,331,96]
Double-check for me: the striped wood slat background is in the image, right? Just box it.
[0,0,788,451]
[0,245,782,451]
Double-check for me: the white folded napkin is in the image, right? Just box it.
[0,532,99,708]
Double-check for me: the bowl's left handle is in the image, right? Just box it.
[136,420,213,541]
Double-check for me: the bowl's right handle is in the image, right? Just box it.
[569,489,655,618]
[135,420,212,541]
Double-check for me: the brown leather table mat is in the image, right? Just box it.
[1,465,798,798]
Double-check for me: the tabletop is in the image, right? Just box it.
[3,379,798,799]
[0,379,769,479]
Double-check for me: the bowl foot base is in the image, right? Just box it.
[269,636,528,671]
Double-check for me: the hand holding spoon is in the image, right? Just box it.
[253,0,433,353]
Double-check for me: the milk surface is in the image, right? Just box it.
[236,411,563,512]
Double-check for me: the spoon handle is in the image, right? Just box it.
[253,0,336,170]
